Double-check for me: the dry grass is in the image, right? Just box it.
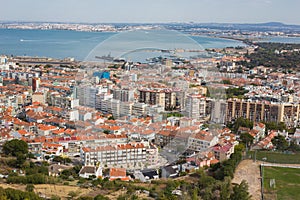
[34,184,92,199]
[0,183,92,200]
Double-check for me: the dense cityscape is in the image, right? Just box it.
[1,5,300,199]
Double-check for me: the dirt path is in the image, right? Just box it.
[232,159,262,200]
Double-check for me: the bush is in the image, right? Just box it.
[0,187,42,200]
[63,181,69,185]
[7,173,57,184]
[25,184,34,192]
[94,194,109,200]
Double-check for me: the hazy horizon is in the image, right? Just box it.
[0,20,297,26]
[1,0,299,25]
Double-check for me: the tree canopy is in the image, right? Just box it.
[245,42,300,69]
[272,135,288,151]
[231,180,251,200]
[2,139,28,157]
[227,117,253,133]
[240,133,254,148]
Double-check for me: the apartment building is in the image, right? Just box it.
[132,102,148,117]
[120,102,133,117]
[226,98,300,126]
[209,99,227,124]
[47,93,79,109]
[76,85,99,108]
[80,142,156,169]
[187,131,219,152]
[184,93,206,120]
[111,87,134,102]
[138,88,176,110]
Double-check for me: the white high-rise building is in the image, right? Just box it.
[96,93,113,112]
[120,102,133,117]
[76,85,99,108]
[184,93,206,120]
[210,99,227,124]
[110,99,121,118]
[132,102,148,117]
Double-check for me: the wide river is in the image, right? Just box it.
[1,29,300,62]
[0,29,247,61]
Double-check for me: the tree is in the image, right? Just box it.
[77,197,93,200]
[68,191,78,200]
[53,156,71,164]
[234,143,246,152]
[230,180,251,200]
[223,80,231,85]
[108,115,115,120]
[2,139,28,157]
[221,177,232,200]
[16,152,27,167]
[264,121,286,132]
[272,135,288,151]
[50,195,61,200]
[240,133,254,148]
[94,194,109,200]
[288,139,300,152]
[229,117,253,133]
[25,184,34,192]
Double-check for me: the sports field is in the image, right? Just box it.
[248,151,300,164]
[263,166,300,200]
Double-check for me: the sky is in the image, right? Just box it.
[1,0,300,25]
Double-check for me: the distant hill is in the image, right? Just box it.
[257,22,285,26]
[156,21,300,34]
[2,21,300,33]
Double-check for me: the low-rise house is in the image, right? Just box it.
[142,169,159,180]
[187,131,219,152]
[186,151,216,167]
[42,143,63,156]
[78,166,102,179]
[238,127,251,134]
[48,164,70,177]
[253,122,266,140]
[212,143,234,162]
[109,168,130,181]
[28,142,43,155]
[0,127,11,141]
[155,130,176,147]
[252,131,276,150]
[161,165,179,178]
[37,124,58,136]
[181,162,199,173]
[292,129,300,145]
[249,129,260,143]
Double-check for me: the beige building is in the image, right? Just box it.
[138,88,176,110]
[226,98,300,127]
[32,92,46,104]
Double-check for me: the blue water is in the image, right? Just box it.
[0,29,247,61]
[258,36,300,44]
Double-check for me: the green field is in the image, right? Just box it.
[247,151,300,164]
[263,166,300,200]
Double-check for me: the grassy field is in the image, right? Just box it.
[263,166,300,200]
[247,151,300,164]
